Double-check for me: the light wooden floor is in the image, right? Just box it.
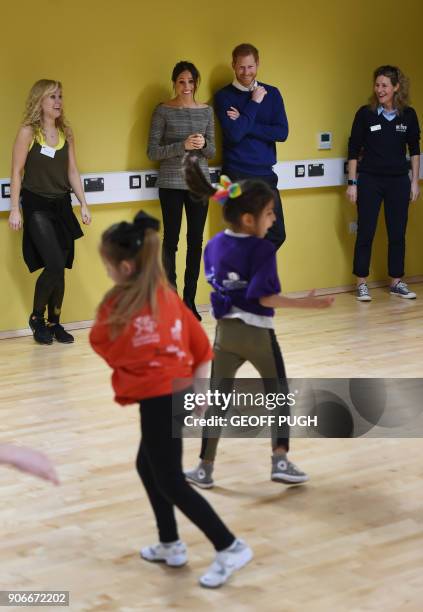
[1,286,423,612]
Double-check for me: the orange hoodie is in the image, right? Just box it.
[90,286,213,404]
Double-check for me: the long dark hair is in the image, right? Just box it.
[172,61,201,95]
[99,211,168,336]
[184,154,274,227]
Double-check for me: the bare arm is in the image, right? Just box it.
[9,126,33,231]
[0,444,59,485]
[260,289,334,309]
[67,130,91,225]
[410,154,420,202]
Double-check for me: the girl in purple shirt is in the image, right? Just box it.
[183,155,334,489]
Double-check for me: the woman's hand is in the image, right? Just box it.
[8,208,22,231]
[80,203,91,225]
[226,106,240,121]
[410,180,420,202]
[346,185,357,203]
[184,134,205,150]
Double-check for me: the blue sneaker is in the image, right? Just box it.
[390,281,416,299]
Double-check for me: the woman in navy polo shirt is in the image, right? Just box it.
[346,65,420,301]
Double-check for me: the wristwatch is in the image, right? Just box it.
[348,179,358,186]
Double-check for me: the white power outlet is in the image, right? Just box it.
[349,221,358,234]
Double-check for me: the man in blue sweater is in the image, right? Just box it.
[215,43,288,248]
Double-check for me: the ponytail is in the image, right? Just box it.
[99,211,167,336]
[184,153,217,201]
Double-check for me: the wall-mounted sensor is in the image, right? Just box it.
[1,183,10,198]
[129,175,142,189]
[318,132,332,150]
[295,165,305,178]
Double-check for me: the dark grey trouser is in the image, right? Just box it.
[200,318,290,461]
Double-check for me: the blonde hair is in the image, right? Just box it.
[22,79,69,136]
[370,65,410,113]
[99,215,169,337]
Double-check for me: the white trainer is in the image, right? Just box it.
[199,539,253,588]
[140,540,187,567]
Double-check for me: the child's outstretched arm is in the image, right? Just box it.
[260,289,334,309]
[0,444,59,485]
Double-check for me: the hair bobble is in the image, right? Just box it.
[130,211,160,250]
[211,175,242,205]
[110,212,160,253]
[133,210,160,233]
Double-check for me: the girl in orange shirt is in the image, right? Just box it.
[90,210,252,588]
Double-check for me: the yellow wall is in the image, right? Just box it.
[1,0,422,331]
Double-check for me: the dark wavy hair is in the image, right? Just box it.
[370,65,410,113]
[171,61,201,95]
[184,154,274,227]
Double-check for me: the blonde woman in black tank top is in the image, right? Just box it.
[9,79,91,344]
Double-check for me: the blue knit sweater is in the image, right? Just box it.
[214,83,288,176]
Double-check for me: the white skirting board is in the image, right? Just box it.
[1,277,421,340]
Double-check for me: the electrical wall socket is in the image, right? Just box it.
[349,221,358,234]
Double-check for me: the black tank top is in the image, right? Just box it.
[22,129,71,198]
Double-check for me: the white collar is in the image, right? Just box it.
[232,78,258,92]
[224,229,251,238]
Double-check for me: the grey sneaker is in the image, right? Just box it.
[390,281,416,299]
[356,283,372,301]
[199,539,253,588]
[140,540,187,567]
[185,461,214,489]
[271,454,309,484]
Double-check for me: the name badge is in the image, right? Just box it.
[370,124,382,132]
[40,145,56,158]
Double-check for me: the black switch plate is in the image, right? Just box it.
[209,170,221,184]
[145,174,158,188]
[1,183,10,198]
[295,165,305,178]
[308,163,324,177]
[84,177,104,192]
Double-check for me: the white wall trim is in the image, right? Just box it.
[2,155,422,212]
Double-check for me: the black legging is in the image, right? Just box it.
[136,392,234,550]
[27,211,69,322]
[158,188,208,302]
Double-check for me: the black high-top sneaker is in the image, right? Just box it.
[29,315,53,345]
[49,323,74,344]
